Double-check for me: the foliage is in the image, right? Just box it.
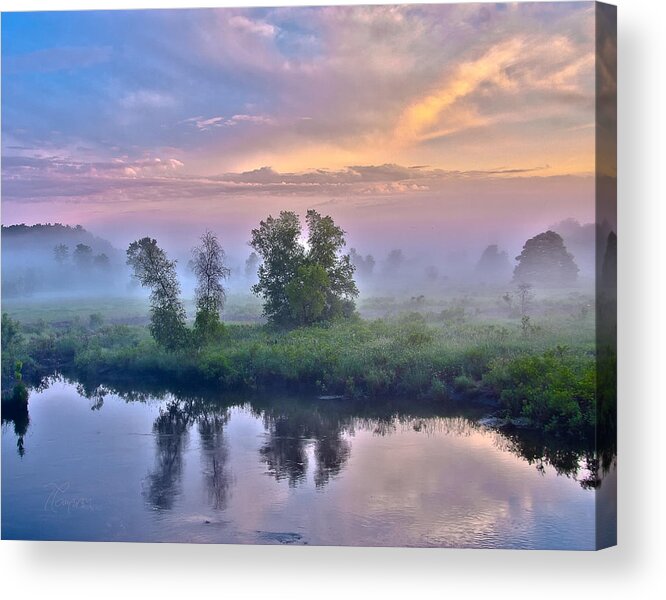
[250,210,358,325]
[89,313,104,329]
[2,312,22,354]
[53,243,69,264]
[516,282,534,316]
[190,231,230,344]
[250,211,305,323]
[513,230,579,286]
[475,244,511,283]
[126,237,188,351]
[1,314,33,402]
[93,253,110,269]
[349,248,375,278]
[484,350,595,436]
[73,243,94,268]
[385,249,404,272]
[285,264,330,324]
[244,251,260,278]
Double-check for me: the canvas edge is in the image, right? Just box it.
[594,0,617,551]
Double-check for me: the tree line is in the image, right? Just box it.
[127,206,584,352]
[126,209,359,351]
[53,243,111,270]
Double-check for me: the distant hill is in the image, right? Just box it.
[1,223,118,257]
[1,223,126,298]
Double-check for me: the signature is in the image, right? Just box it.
[44,482,94,513]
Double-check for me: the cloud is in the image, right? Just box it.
[120,90,176,109]
[2,4,596,183]
[219,163,549,187]
[183,114,276,131]
[174,4,594,175]
[182,116,225,130]
[2,156,554,205]
[228,15,277,39]
[394,38,526,144]
[393,29,595,148]
[1,154,186,198]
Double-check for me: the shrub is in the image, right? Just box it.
[453,374,475,393]
[484,350,595,436]
[429,376,448,399]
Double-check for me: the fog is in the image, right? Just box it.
[1,224,132,300]
[1,214,600,309]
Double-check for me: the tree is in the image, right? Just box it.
[385,249,404,273]
[126,238,187,351]
[475,244,511,284]
[551,218,596,278]
[516,282,534,316]
[190,231,230,341]
[250,211,305,324]
[93,253,110,269]
[425,265,439,282]
[513,231,578,286]
[1,312,22,355]
[285,264,329,324]
[349,248,375,279]
[250,210,358,325]
[53,244,69,264]
[73,243,93,268]
[244,252,260,279]
[305,209,358,320]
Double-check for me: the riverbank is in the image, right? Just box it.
[3,309,598,437]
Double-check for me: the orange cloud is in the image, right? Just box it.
[394,38,526,145]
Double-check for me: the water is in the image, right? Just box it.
[2,379,601,548]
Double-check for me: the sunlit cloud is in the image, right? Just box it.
[394,38,526,145]
[182,114,276,131]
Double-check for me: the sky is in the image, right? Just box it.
[1,3,597,256]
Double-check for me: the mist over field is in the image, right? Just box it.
[1,209,599,312]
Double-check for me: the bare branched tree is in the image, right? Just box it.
[190,231,230,339]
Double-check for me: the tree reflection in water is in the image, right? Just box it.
[258,408,352,489]
[142,396,233,512]
[198,412,232,510]
[12,375,616,496]
[492,428,611,490]
[144,399,193,510]
[1,398,29,458]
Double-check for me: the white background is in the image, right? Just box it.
[0,0,664,598]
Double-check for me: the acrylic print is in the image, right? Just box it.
[1,2,617,549]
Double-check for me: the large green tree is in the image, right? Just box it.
[126,237,187,351]
[249,211,305,324]
[249,210,358,325]
[513,230,579,286]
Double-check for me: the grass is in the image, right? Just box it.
[1,293,266,325]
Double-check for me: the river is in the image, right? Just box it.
[2,379,609,548]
